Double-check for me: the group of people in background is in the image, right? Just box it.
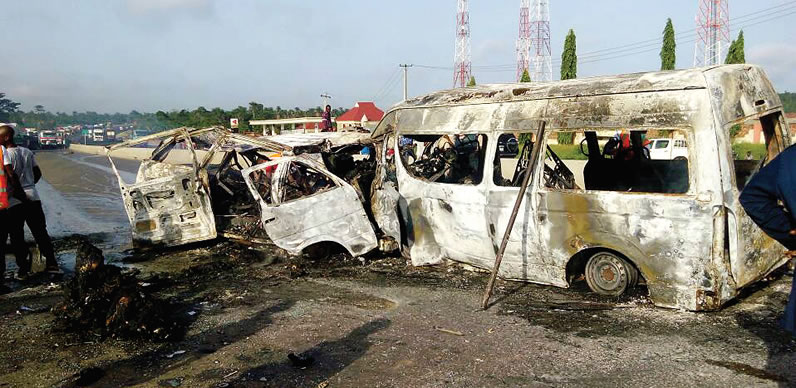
[0,124,59,293]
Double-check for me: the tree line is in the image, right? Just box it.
[0,97,347,133]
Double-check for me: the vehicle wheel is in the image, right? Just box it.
[584,252,637,296]
[674,156,687,161]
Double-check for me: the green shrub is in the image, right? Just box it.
[729,124,742,138]
[557,132,574,145]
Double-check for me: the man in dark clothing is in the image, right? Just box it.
[0,126,32,286]
[739,144,796,336]
[321,105,334,132]
[0,125,59,277]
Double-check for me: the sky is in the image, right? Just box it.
[0,0,794,114]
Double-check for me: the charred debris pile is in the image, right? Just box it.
[53,241,188,341]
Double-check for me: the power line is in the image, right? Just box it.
[579,0,796,57]
[412,3,796,73]
[371,68,402,101]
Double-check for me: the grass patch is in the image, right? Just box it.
[549,144,587,160]
[732,143,766,160]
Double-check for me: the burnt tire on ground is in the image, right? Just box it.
[584,251,637,296]
[52,239,190,341]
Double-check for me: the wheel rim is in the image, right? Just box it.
[585,253,629,296]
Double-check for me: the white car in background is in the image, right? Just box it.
[648,138,688,160]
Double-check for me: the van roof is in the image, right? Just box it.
[393,65,763,109]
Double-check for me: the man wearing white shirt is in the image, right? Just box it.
[0,125,59,278]
[0,130,31,287]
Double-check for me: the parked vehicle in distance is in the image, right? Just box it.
[648,138,688,160]
[38,130,64,149]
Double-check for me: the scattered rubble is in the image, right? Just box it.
[52,240,189,341]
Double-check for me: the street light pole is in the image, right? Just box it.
[320,92,332,108]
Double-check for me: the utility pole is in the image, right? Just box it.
[399,64,413,101]
[320,92,332,108]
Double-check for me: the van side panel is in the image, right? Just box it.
[535,91,725,310]
[704,66,791,292]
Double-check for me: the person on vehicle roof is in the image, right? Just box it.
[321,105,334,132]
[739,144,796,336]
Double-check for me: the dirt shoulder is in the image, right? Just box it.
[0,240,794,388]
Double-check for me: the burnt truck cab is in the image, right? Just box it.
[369,64,791,311]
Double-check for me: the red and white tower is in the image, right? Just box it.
[530,0,552,82]
[516,0,531,82]
[694,0,730,67]
[453,0,471,88]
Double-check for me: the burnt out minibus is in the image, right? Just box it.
[370,64,791,311]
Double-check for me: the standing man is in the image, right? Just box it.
[739,144,796,336]
[1,125,34,284]
[0,142,11,291]
[0,125,59,276]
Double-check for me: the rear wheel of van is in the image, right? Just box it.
[584,252,637,296]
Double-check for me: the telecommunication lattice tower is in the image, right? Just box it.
[530,0,552,82]
[516,0,531,82]
[453,0,471,88]
[694,0,730,67]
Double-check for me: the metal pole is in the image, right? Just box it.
[400,64,413,101]
[320,92,332,108]
[481,121,547,310]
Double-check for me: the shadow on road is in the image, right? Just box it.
[56,300,295,388]
[733,274,796,387]
[234,318,392,387]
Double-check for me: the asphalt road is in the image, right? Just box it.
[0,149,792,387]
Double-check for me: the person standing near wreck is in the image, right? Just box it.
[1,126,37,283]
[739,144,796,336]
[321,105,334,132]
[0,125,60,276]
[0,142,12,290]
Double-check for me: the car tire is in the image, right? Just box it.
[584,251,637,296]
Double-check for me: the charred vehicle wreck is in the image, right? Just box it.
[368,64,792,311]
[110,64,791,311]
[107,129,390,257]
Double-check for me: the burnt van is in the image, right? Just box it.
[369,64,791,311]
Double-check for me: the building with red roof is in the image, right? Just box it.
[336,102,384,130]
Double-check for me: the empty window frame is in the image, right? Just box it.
[732,111,786,190]
[542,129,690,194]
[398,133,488,185]
[281,161,336,203]
[493,132,544,187]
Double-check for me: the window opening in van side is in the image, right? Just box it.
[281,162,336,203]
[398,133,488,184]
[541,129,689,194]
[732,111,785,190]
[493,132,525,186]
